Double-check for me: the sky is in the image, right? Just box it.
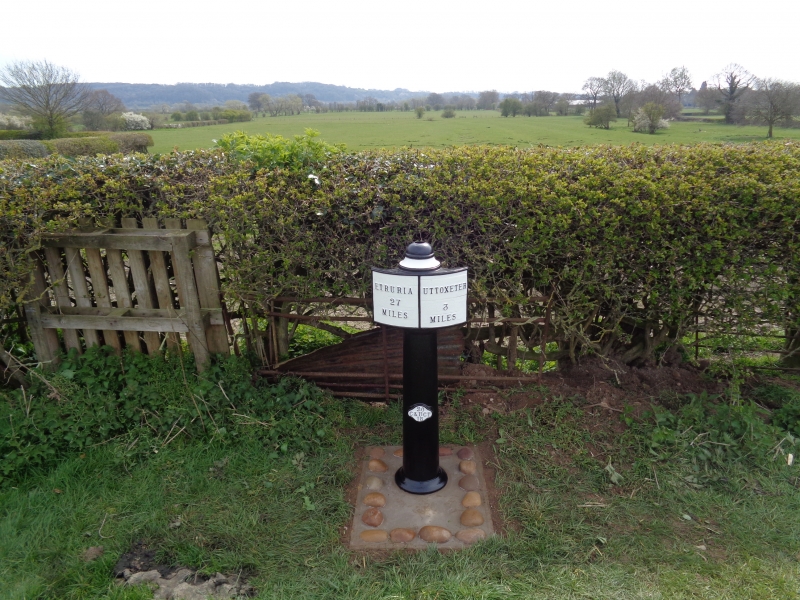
[2,0,798,95]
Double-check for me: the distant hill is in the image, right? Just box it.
[86,82,433,108]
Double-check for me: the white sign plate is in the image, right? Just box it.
[372,271,418,327]
[420,270,468,329]
[408,404,433,422]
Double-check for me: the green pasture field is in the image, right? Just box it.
[147,111,800,154]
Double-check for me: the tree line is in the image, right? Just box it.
[579,65,800,137]
[1,60,798,140]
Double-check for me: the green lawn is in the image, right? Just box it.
[2,352,799,599]
[148,111,800,154]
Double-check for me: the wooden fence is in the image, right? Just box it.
[22,219,228,371]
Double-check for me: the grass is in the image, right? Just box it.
[2,377,799,599]
[147,111,800,154]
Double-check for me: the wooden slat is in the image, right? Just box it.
[121,218,161,353]
[64,247,101,348]
[23,259,60,368]
[187,219,229,355]
[41,229,197,252]
[163,219,187,309]
[32,255,62,361]
[42,305,221,324]
[142,218,180,351]
[41,313,191,333]
[43,247,82,353]
[106,248,143,350]
[84,247,122,352]
[171,234,210,370]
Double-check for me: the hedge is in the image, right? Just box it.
[106,132,154,153]
[1,143,798,366]
[0,140,51,159]
[44,136,119,157]
[0,130,40,140]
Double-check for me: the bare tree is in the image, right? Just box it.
[695,81,718,114]
[714,63,755,124]
[745,79,800,138]
[659,66,692,106]
[0,60,89,138]
[87,89,125,115]
[582,76,604,110]
[477,90,499,110]
[602,70,635,117]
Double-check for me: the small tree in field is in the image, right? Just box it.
[441,107,456,118]
[633,102,669,134]
[584,104,617,129]
[415,107,425,119]
[121,112,151,130]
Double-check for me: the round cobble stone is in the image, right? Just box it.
[363,492,386,507]
[390,528,416,543]
[459,460,477,475]
[460,508,484,527]
[362,508,384,527]
[368,459,388,473]
[365,476,384,490]
[458,475,479,491]
[369,447,385,459]
[455,528,486,545]
[461,491,482,507]
[457,447,474,460]
[419,526,451,543]
[360,530,388,543]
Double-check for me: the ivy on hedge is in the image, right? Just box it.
[1,142,798,364]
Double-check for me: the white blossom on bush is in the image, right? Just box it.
[633,107,670,134]
[121,112,151,131]
[0,113,33,130]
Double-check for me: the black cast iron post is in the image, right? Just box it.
[371,242,468,495]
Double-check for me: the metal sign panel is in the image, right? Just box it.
[372,271,418,328]
[419,270,468,329]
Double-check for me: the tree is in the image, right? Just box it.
[248,92,264,112]
[635,84,681,119]
[714,64,755,124]
[86,89,124,116]
[602,70,635,117]
[0,60,89,138]
[426,93,445,110]
[415,107,425,119]
[584,104,617,129]
[633,102,668,134]
[745,78,800,138]
[554,93,573,116]
[659,66,692,106]
[695,81,718,114]
[582,77,604,110]
[477,90,499,110]
[499,97,523,117]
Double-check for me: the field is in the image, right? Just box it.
[148,110,800,154]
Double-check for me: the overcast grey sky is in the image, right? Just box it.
[2,0,797,94]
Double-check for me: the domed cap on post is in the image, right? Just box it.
[399,242,441,271]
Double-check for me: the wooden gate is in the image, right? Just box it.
[23,218,229,371]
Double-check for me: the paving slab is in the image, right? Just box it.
[349,445,494,549]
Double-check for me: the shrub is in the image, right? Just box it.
[633,102,669,134]
[215,128,344,172]
[121,112,151,130]
[0,114,32,130]
[441,108,456,118]
[107,132,154,153]
[415,107,425,119]
[0,139,51,159]
[171,112,183,121]
[584,104,617,129]
[185,110,199,121]
[46,136,119,157]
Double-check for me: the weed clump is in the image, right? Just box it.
[0,347,338,484]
